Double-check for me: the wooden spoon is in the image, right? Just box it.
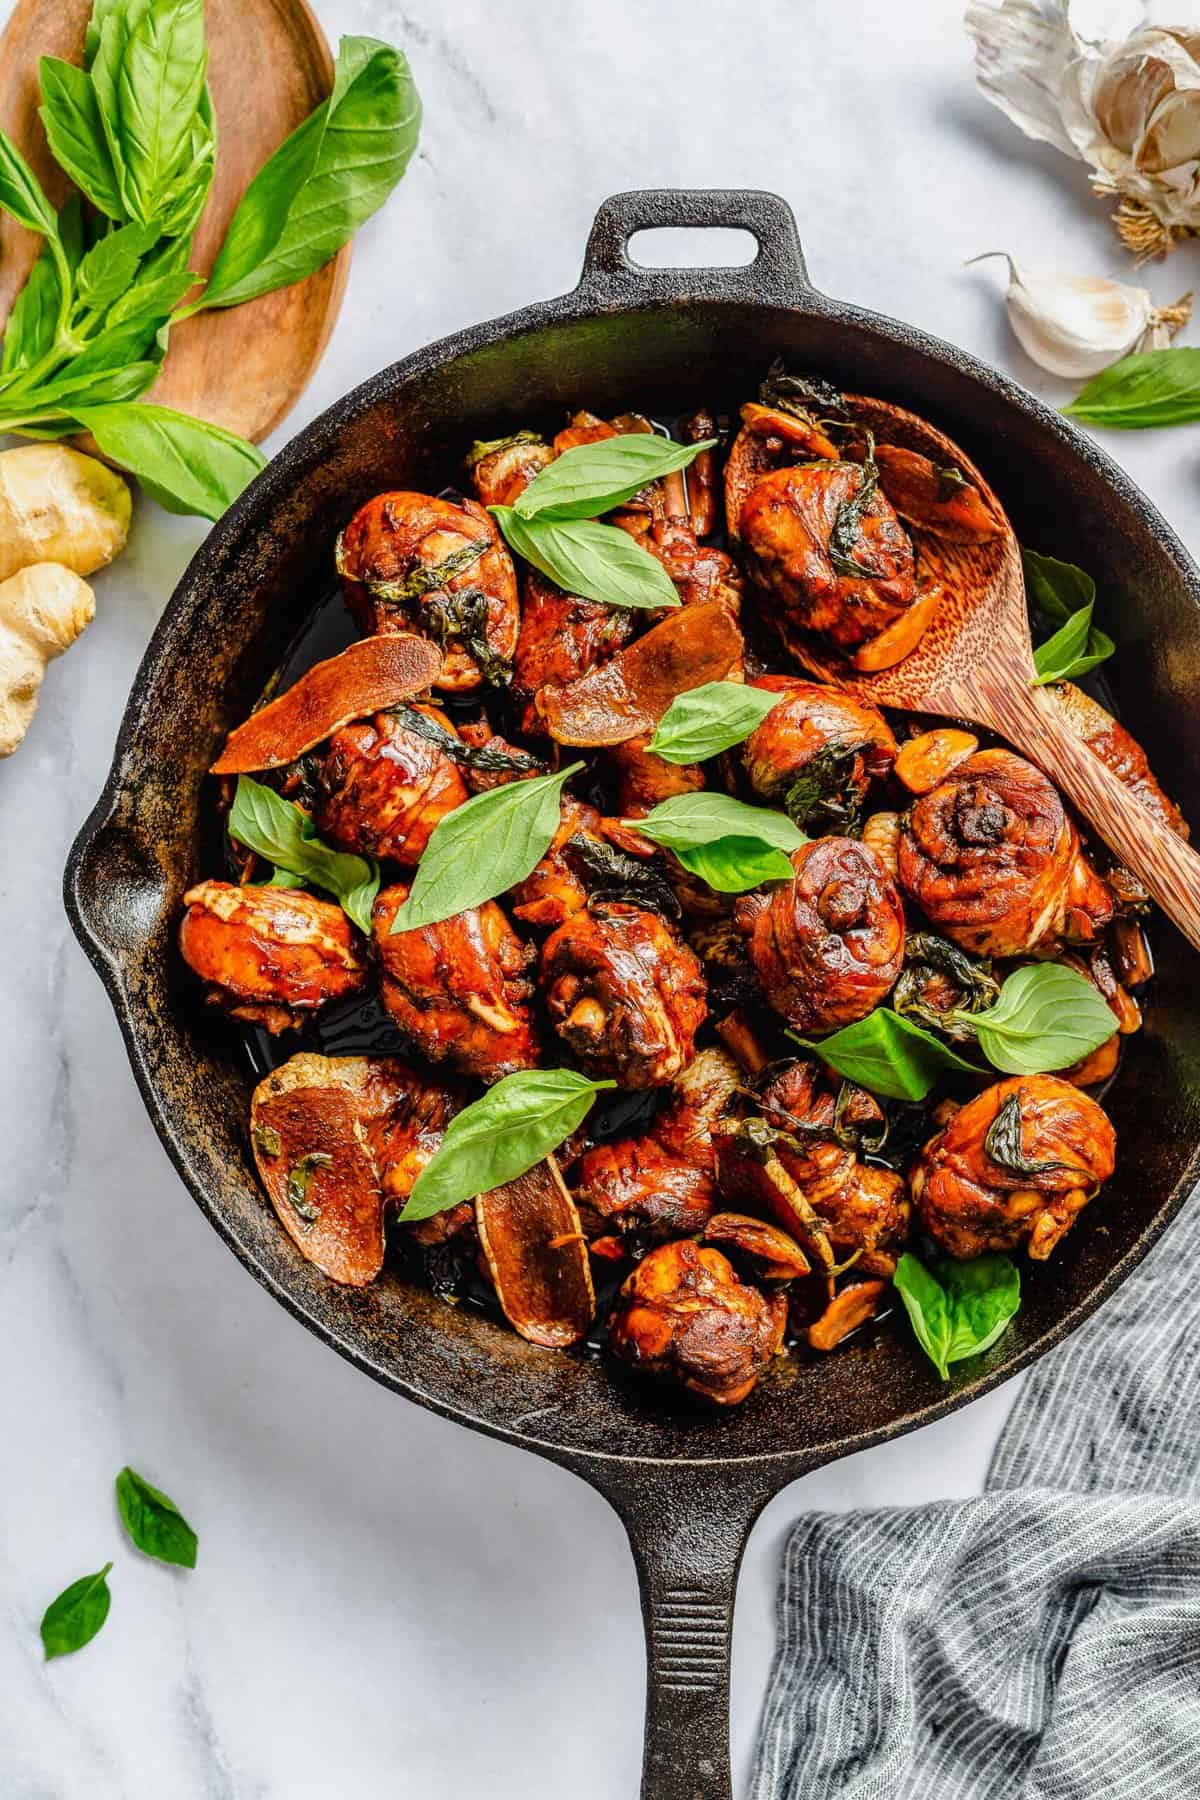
[798,395,1200,954]
[0,0,349,444]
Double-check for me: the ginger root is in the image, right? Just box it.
[0,563,95,756]
[0,445,131,584]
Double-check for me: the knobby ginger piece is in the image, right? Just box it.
[0,564,95,756]
[0,446,131,583]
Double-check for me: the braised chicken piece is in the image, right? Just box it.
[735,675,897,831]
[336,491,519,692]
[911,1074,1116,1261]
[466,431,555,508]
[509,796,606,929]
[359,1057,466,1207]
[898,748,1113,957]
[735,837,905,1034]
[621,511,744,611]
[653,1046,742,1168]
[540,902,706,1088]
[725,387,844,539]
[511,570,636,736]
[608,731,705,818]
[373,884,540,1079]
[179,879,368,1034]
[607,1240,787,1405]
[739,457,937,670]
[315,705,469,866]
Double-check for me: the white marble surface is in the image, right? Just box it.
[3,0,1198,1794]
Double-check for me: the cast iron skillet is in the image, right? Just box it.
[65,191,1200,1799]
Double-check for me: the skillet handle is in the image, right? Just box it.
[588,1461,778,1800]
[577,189,812,306]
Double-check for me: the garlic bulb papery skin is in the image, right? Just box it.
[974,253,1192,375]
[966,2,1200,256]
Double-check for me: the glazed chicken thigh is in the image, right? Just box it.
[179,880,368,1034]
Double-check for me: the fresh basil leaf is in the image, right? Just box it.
[1021,548,1095,625]
[229,776,379,933]
[0,128,59,236]
[105,265,196,326]
[894,1251,1020,1381]
[74,219,159,313]
[115,1466,198,1568]
[73,401,265,521]
[513,433,717,522]
[40,1563,113,1660]
[629,792,805,856]
[956,962,1115,1075]
[38,53,124,219]
[401,1069,615,1222]
[794,1008,983,1102]
[491,506,680,610]
[669,836,794,893]
[389,762,582,933]
[1,244,61,376]
[90,3,144,218]
[116,0,208,224]
[200,38,420,311]
[646,680,781,763]
[1031,602,1114,684]
[85,0,125,66]
[1065,347,1200,430]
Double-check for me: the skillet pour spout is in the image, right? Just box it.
[65,191,1200,1800]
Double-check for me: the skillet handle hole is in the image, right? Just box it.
[625,227,758,270]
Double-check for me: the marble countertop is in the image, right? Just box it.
[3,0,1197,1793]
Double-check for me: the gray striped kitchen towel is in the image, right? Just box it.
[752,1185,1200,1799]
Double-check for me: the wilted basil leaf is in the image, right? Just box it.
[389,762,583,933]
[894,1251,1020,1381]
[229,776,380,934]
[401,1068,615,1222]
[491,506,680,610]
[646,680,782,763]
[1065,347,1200,430]
[115,1466,198,1568]
[40,1563,113,1660]
[513,433,717,522]
[951,962,1115,1075]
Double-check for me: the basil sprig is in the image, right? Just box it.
[646,680,782,764]
[627,792,805,894]
[115,1467,199,1568]
[1023,550,1114,685]
[512,432,716,522]
[945,963,1115,1075]
[894,1251,1021,1382]
[794,1009,983,1102]
[389,762,583,933]
[230,776,380,934]
[491,506,680,610]
[401,1068,615,1222]
[1065,347,1200,430]
[40,1563,113,1660]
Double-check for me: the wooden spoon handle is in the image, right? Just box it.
[946,665,1200,955]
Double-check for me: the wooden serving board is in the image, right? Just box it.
[0,0,351,444]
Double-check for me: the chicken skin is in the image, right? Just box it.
[911,1074,1116,1261]
[736,837,905,1034]
[608,1240,786,1405]
[898,748,1113,957]
[373,884,539,1079]
[336,491,519,692]
[540,903,706,1088]
[179,879,368,1034]
[608,732,705,818]
[466,431,555,508]
[735,675,896,831]
[511,570,635,736]
[315,705,469,867]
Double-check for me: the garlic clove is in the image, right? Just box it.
[970,252,1191,378]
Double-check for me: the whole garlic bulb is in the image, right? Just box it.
[972,252,1193,375]
[966,2,1200,257]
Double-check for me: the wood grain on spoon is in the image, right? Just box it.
[0,0,350,446]
[802,395,1200,954]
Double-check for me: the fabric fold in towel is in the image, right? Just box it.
[752,1186,1200,1799]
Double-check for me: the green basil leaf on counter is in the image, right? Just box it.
[229,776,380,934]
[894,1251,1020,1381]
[115,1466,198,1568]
[491,505,680,610]
[199,38,420,311]
[115,0,208,224]
[1031,601,1114,685]
[513,432,717,522]
[628,792,805,891]
[793,1008,983,1102]
[401,1069,616,1223]
[72,402,266,522]
[0,128,60,237]
[38,53,124,220]
[646,680,782,764]
[949,962,1115,1075]
[1065,347,1200,430]
[40,1563,113,1660]
[389,762,583,934]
